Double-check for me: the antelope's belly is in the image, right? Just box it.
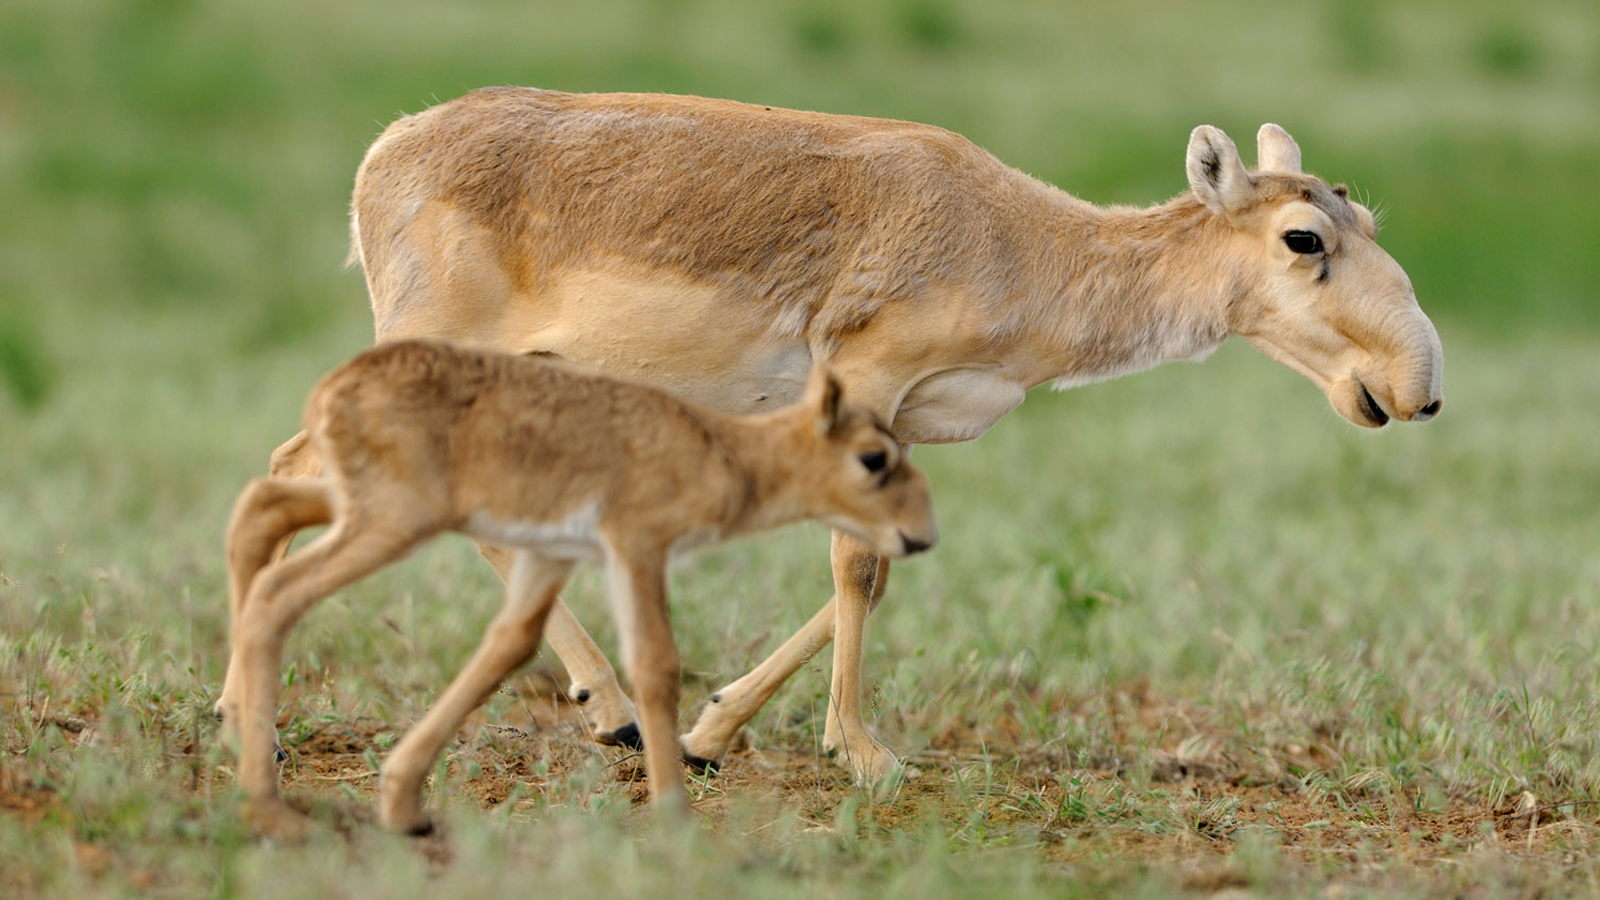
[510,265,813,414]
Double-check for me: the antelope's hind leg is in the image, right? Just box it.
[478,544,642,749]
[380,550,575,834]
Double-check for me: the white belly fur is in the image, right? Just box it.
[464,503,605,560]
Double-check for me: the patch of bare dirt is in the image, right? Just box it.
[10,679,1600,883]
[0,765,58,823]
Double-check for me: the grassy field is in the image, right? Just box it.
[4,0,1600,897]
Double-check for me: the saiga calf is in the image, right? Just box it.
[219,340,936,838]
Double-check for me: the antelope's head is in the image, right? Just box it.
[796,365,938,559]
[1188,124,1443,428]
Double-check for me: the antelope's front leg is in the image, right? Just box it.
[477,543,641,749]
[820,530,898,784]
[678,598,838,770]
[677,555,892,774]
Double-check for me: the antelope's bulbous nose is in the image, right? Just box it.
[900,531,935,555]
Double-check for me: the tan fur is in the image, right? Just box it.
[269,89,1444,781]
[220,341,935,838]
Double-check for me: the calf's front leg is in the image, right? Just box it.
[380,550,574,834]
[605,546,687,813]
[478,544,641,748]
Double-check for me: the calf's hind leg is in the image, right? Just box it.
[380,549,574,834]
[234,514,422,839]
[217,477,334,727]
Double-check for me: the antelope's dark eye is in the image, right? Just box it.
[1283,230,1324,255]
[859,450,889,474]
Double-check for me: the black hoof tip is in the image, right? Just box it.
[601,723,642,750]
[574,688,591,704]
[406,819,436,838]
[273,744,289,764]
[682,753,720,776]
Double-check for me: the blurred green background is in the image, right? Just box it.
[3,0,1597,417]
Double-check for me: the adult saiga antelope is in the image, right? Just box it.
[263,87,1443,783]
[222,341,935,837]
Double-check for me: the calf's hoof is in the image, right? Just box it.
[381,808,437,837]
[242,798,313,843]
[823,734,904,787]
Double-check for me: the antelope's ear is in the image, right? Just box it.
[1256,123,1302,173]
[1186,125,1253,216]
[804,362,844,436]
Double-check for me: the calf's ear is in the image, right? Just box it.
[804,363,844,436]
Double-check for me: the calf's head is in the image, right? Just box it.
[796,365,938,558]
[1188,124,1443,428]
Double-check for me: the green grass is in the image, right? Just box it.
[8,335,1600,898]
[4,0,1600,897]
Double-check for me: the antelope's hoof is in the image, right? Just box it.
[597,722,642,750]
[824,734,903,787]
[682,750,720,776]
[570,683,642,749]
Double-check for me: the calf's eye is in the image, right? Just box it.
[859,451,888,473]
[1283,230,1324,255]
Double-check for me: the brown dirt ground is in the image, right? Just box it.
[7,677,1598,891]
[259,679,1597,866]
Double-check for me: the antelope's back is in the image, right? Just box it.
[351,88,1021,341]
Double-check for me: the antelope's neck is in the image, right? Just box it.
[1009,191,1243,390]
